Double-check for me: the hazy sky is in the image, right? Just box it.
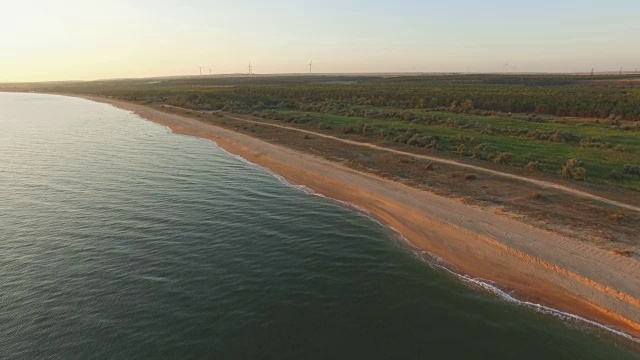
[2,0,639,81]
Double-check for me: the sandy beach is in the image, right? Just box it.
[78,95,640,340]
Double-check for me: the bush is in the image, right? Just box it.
[609,212,625,222]
[571,167,587,180]
[317,122,332,130]
[528,192,543,200]
[623,164,640,176]
[550,131,578,143]
[455,144,467,155]
[471,144,496,160]
[580,137,611,149]
[493,152,512,164]
[361,124,372,136]
[395,129,439,148]
[406,134,431,147]
[562,158,587,180]
[341,125,357,134]
[461,99,474,112]
[525,161,541,171]
[609,171,624,181]
[612,248,634,257]
[605,113,621,125]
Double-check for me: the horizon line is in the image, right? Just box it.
[3,70,640,84]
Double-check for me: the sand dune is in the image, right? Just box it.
[78,95,640,340]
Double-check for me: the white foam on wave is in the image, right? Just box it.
[206,138,640,346]
[416,250,640,345]
[208,139,377,214]
[211,141,320,195]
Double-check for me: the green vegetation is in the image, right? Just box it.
[251,109,640,189]
[3,74,640,190]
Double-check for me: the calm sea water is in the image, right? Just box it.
[0,93,638,359]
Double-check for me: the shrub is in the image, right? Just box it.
[461,99,474,112]
[562,158,587,180]
[605,113,621,125]
[525,161,541,171]
[453,134,475,144]
[612,248,634,257]
[395,129,439,148]
[471,144,496,160]
[407,134,429,147]
[342,125,357,134]
[550,131,578,143]
[609,212,625,222]
[528,192,543,200]
[609,171,624,181]
[623,164,640,176]
[493,152,512,164]
[393,128,419,143]
[455,144,467,156]
[580,137,611,149]
[571,167,587,181]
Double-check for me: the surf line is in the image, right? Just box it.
[121,105,640,347]
[203,137,640,345]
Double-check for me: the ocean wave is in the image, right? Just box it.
[205,131,640,346]
[420,251,640,345]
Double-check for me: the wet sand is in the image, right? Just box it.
[78,95,640,340]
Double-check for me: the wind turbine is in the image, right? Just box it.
[308,60,313,74]
[197,66,203,76]
[248,61,253,75]
[466,65,470,74]
[209,67,212,76]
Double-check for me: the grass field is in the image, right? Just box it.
[3,73,640,190]
[258,108,640,190]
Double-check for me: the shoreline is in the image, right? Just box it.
[72,94,640,341]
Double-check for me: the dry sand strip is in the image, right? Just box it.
[157,104,640,212]
[78,95,640,340]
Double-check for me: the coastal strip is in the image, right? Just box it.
[77,95,640,340]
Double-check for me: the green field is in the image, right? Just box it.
[3,74,640,190]
[254,108,640,190]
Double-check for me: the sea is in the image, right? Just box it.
[0,92,638,359]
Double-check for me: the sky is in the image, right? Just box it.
[1,0,639,82]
